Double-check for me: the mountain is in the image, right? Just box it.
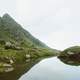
[0,13,49,48]
[0,13,60,66]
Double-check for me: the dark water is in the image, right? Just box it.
[19,57,80,80]
[0,59,40,80]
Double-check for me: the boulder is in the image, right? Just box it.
[26,54,31,58]
[5,41,23,50]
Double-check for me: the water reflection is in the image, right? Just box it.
[19,57,80,80]
[0,59,41,80]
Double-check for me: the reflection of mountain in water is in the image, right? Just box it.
[58,46,80,66]
[0,59,41,80]
[19,57,80,80]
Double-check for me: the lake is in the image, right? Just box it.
[19,57,80,80]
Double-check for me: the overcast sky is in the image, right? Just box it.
[0,0,80,50]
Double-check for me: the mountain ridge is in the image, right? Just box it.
[0,13,49,48]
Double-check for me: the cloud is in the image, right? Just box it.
[16,0,80,49]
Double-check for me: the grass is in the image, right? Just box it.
[0,43,59,64]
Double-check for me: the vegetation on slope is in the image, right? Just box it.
[58,46,80,66]
[0,13,49,48]
[0,13,60,73]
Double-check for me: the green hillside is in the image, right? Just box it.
[0,13,49,48]
[0,13,60,68]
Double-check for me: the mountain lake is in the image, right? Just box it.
[19,57,80,80]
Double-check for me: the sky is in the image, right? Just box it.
[0,0,80,50]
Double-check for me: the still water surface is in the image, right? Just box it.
[19,57,80,80]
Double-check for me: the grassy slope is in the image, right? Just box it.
[1,13,48,48]
[0,44,59,64]
[0,13,60,65]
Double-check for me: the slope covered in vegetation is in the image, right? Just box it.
[0,13,60,71]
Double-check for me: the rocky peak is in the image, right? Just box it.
[2,13,10,18]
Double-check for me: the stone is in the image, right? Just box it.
[10,59,14,64]
[26,54,31,58]
[67,51,74,55]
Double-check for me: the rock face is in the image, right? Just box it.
[4,41,23,50]
[5,42,12,49]
[58,46,80,66]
